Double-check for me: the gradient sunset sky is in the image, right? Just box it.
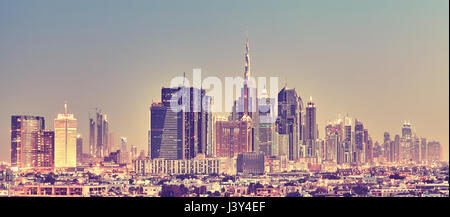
[0,0,448,162]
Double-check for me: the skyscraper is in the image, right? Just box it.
[412,136,420,163]
[54,103,77,168]
[383,132,391,162]
[276,87,301,161]
[150,86,209,160]
[257,88,276,156]
[215,116,253,158]
[230,36,259,153]
[108,132,115,153]
[96,111,103,157]
[76,134,83,165]
[325,119,344,164]
[354,120,364,163]
[149,102,183,160]
[363,128,370,163]
[304,97,317,158]
[37,130,55,168]
[393,135,400,162]
[205,96,215,157]
[402,122,412,138]
[365,135,373,164]
[102,115,109,156]
[233,36,257,120]
[95,110,109,158]
[427,141,441,163]
[420,138,427,162]
[400,122,413,162]
[89,117,95,157]
[10,115,45,169]
[343,117,352,163]
[120,137,131,164]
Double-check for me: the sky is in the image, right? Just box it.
[0,0,448,162]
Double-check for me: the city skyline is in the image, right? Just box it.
[0,0,448,162]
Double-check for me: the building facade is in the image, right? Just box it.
[11,115,46,169]
[276,87,302,161]
[134,158,220,175]
[215,117,253,158]
[54,104,77,168]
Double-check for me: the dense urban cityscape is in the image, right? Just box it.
[0,38,448,198]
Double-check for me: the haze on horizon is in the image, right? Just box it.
[0,0,448,162]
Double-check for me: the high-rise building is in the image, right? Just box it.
[205,96,215,157]
[119,137,131,164]
[402,122,412,138]
[427,141,441,163]
[108,132,115,153]
[231,37,258,121]
[384,132,391,144]
[400,122,413,162]
[11,115,45,169]
[343,117,352,163]
[412,136,420,163]
[257,88,276,156]
[420,138,427,162]
[365,136,373,164]
[76,134,83,165]
[325,121,342,163]
[304,97,317,158]
[229,37,259,153]
[131,145,138,161]
[96,111,103,157]
[276,87,302,161]
[354,120,364,163]
[215,116,253,158]
[373,141,382,159]
[393,135,400,162]
[383,132,391,162]
[120,137,128,152]
[54,103,77,168]
[149,102,183,160]
[150,85,209,160]
[102,115,109,156]
[89,117,95,157]
[37,130,55,168]
[95,110,109,158]
[363,129,370,163]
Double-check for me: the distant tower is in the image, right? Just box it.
[89,116,95,157]
[120,137,128,152]
[96,110,103,157]
[401,122,412,139]
[354,120,364,163]
[54,103,77,168]
[400,122,413,162]
[305,97,317,158]
[243,35,251,116]
[102,114,109,156]
[76,134,83,165]
[96,109,109,158]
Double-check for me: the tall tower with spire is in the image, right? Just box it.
[243,36,251,117]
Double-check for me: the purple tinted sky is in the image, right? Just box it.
[0,0,448,161]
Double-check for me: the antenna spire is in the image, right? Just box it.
[244,31,250,80]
